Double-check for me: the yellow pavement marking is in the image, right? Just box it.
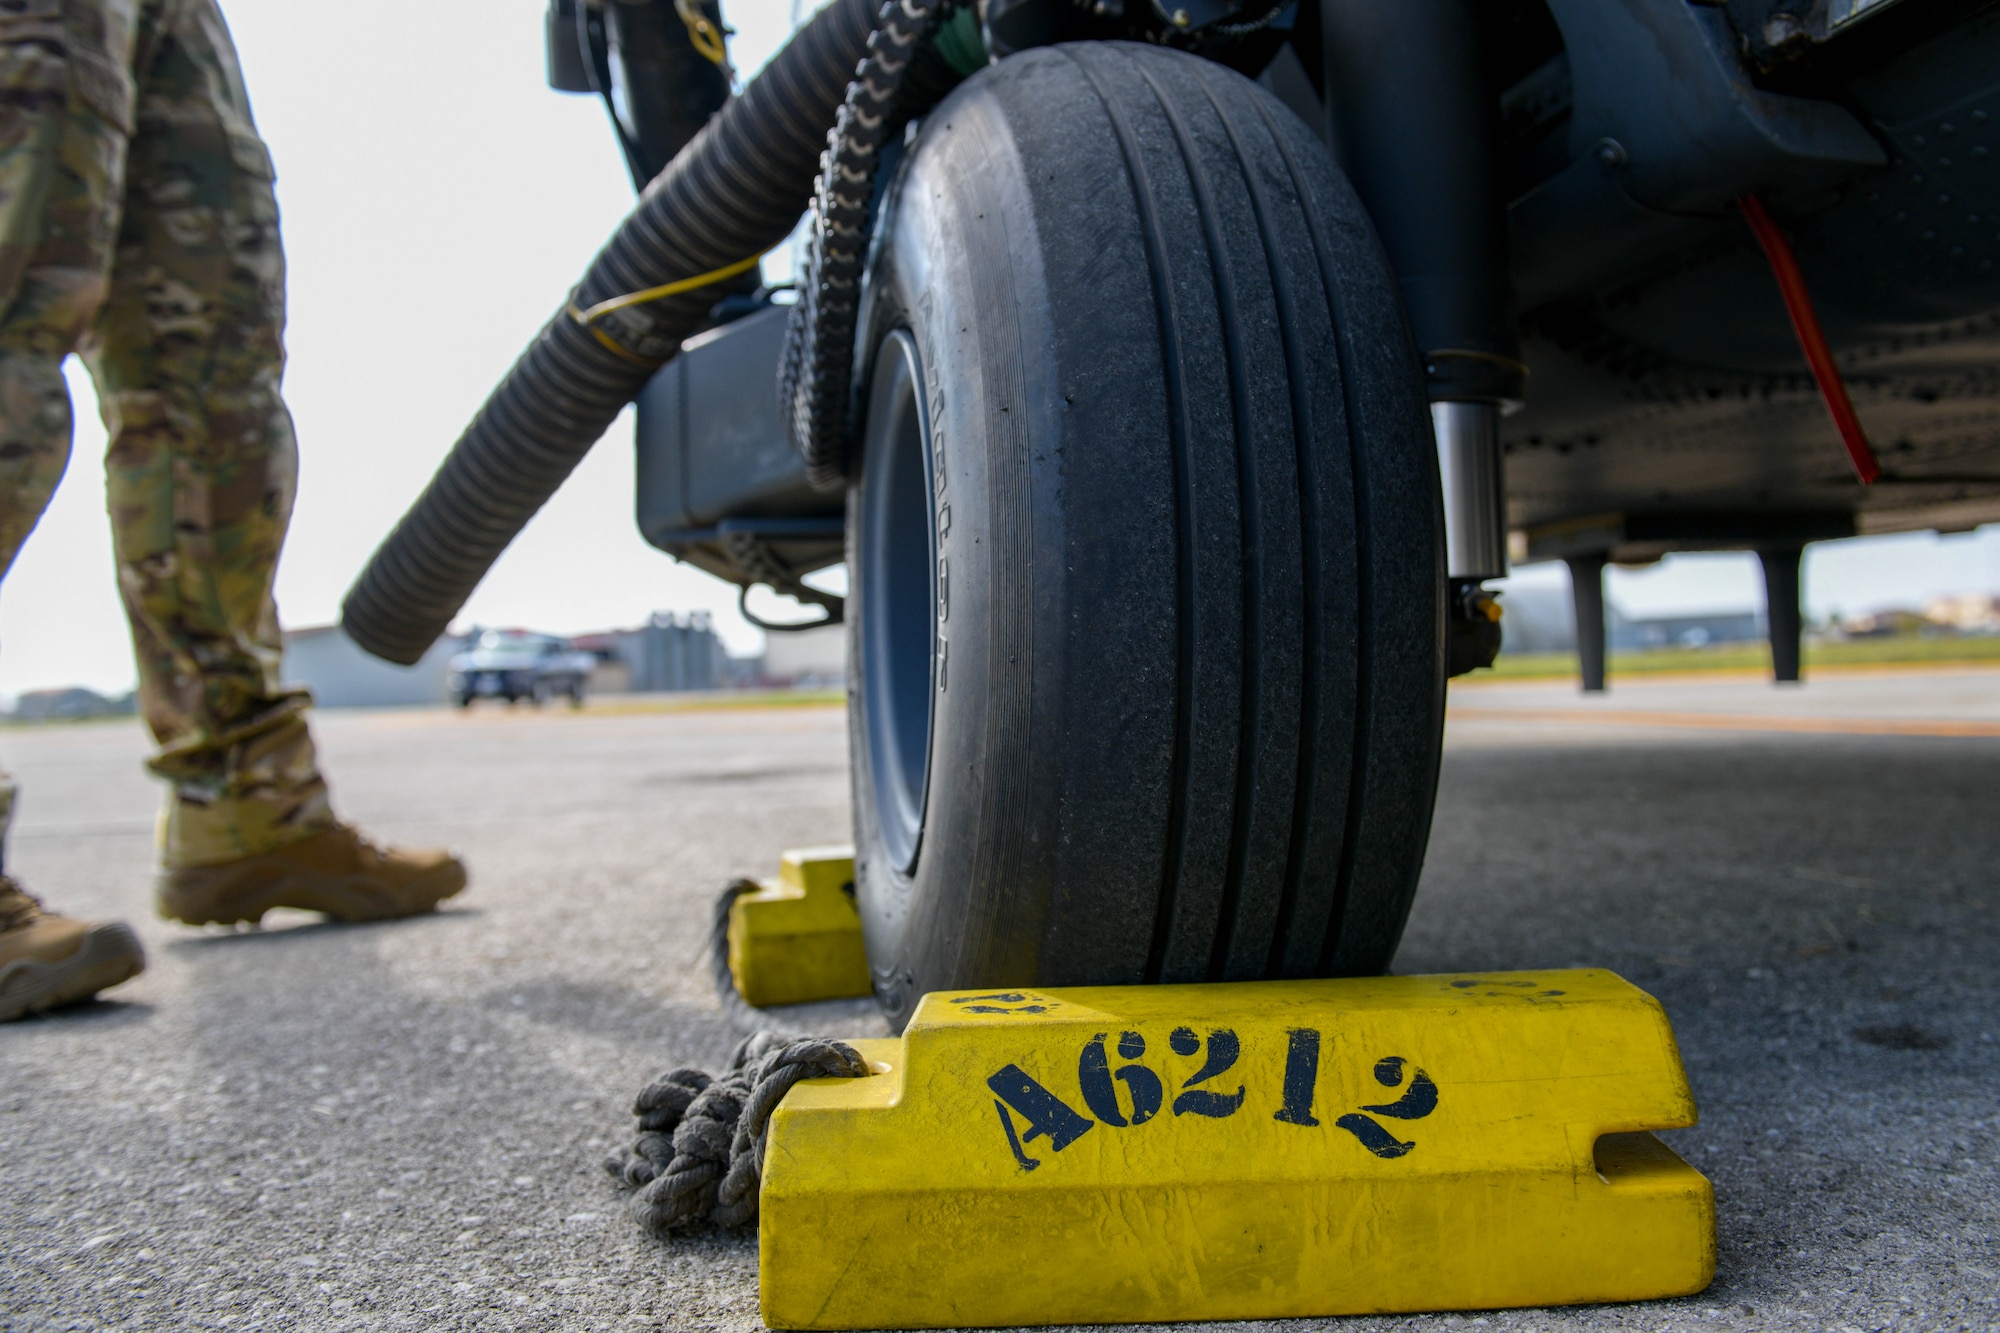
[1447,707,2000,738]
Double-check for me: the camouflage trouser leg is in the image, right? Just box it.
[0,0,335,870]
[0,8,90,593]
[0,7,115,882]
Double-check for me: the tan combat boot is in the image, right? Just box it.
[156,824,468,926]
[0,879,146,1021]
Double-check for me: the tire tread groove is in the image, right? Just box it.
[1065,50,1199,988]
[1130,62,1267,984]
[1188,70,1334,981]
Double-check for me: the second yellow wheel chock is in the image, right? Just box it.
[726,851,1716,1329]
[726,847,872,1007]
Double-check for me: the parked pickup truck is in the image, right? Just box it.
[448,630,595,708]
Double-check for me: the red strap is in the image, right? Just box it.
[1736,193,1881,485]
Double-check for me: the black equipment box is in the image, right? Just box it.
[632,304,846,588]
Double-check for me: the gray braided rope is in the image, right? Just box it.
[605,1031,870,1231]
[708,877,817,1038]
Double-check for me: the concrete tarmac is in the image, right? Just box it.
[2,669,1995,1331]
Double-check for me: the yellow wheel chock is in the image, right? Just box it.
[727,847,872,1007]
[757,969,1715,1329]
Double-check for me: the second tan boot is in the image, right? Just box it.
[0,879,146,1021]
[157,824,468,926]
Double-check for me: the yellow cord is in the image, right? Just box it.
[568,317,661,366]
[676,0,730,66]
[567,252,766,328]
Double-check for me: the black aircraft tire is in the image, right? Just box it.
[847,42,1444,1031]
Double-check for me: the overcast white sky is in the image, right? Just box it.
[0,0,1994,698]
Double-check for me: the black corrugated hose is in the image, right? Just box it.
[341,0,878,666]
